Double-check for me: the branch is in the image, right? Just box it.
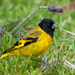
[63,59,75,70]
[60,28,75,36]
[9,5,64,34]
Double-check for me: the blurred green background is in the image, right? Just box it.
[0,0,75,75]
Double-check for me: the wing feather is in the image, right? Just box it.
[2,28,42,54]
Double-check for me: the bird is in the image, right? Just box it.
[0,19,58,59]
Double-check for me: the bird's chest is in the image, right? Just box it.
[34,33,53,56]
[19,32,53,57]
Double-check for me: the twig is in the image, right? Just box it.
[9,5,63,34]
[59,42,65,51]
[60,28,75,36]
[60,39,70,41]
[63,59,75,70]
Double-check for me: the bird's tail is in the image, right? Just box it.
[0,50,19,59]
[0,52,14,59]
[0,53,11,59]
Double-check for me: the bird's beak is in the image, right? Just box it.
[52,24,59,29]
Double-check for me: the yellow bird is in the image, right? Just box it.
[0,19,58,59]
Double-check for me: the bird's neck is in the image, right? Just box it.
[46,29,54,37]
[38,25,54,38]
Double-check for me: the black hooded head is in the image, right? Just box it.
[38,19,58,37]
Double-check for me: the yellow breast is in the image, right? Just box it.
[19,26,53,57]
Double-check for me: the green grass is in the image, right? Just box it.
[0,0,75,75]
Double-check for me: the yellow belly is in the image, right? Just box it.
[19,32,53,57]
